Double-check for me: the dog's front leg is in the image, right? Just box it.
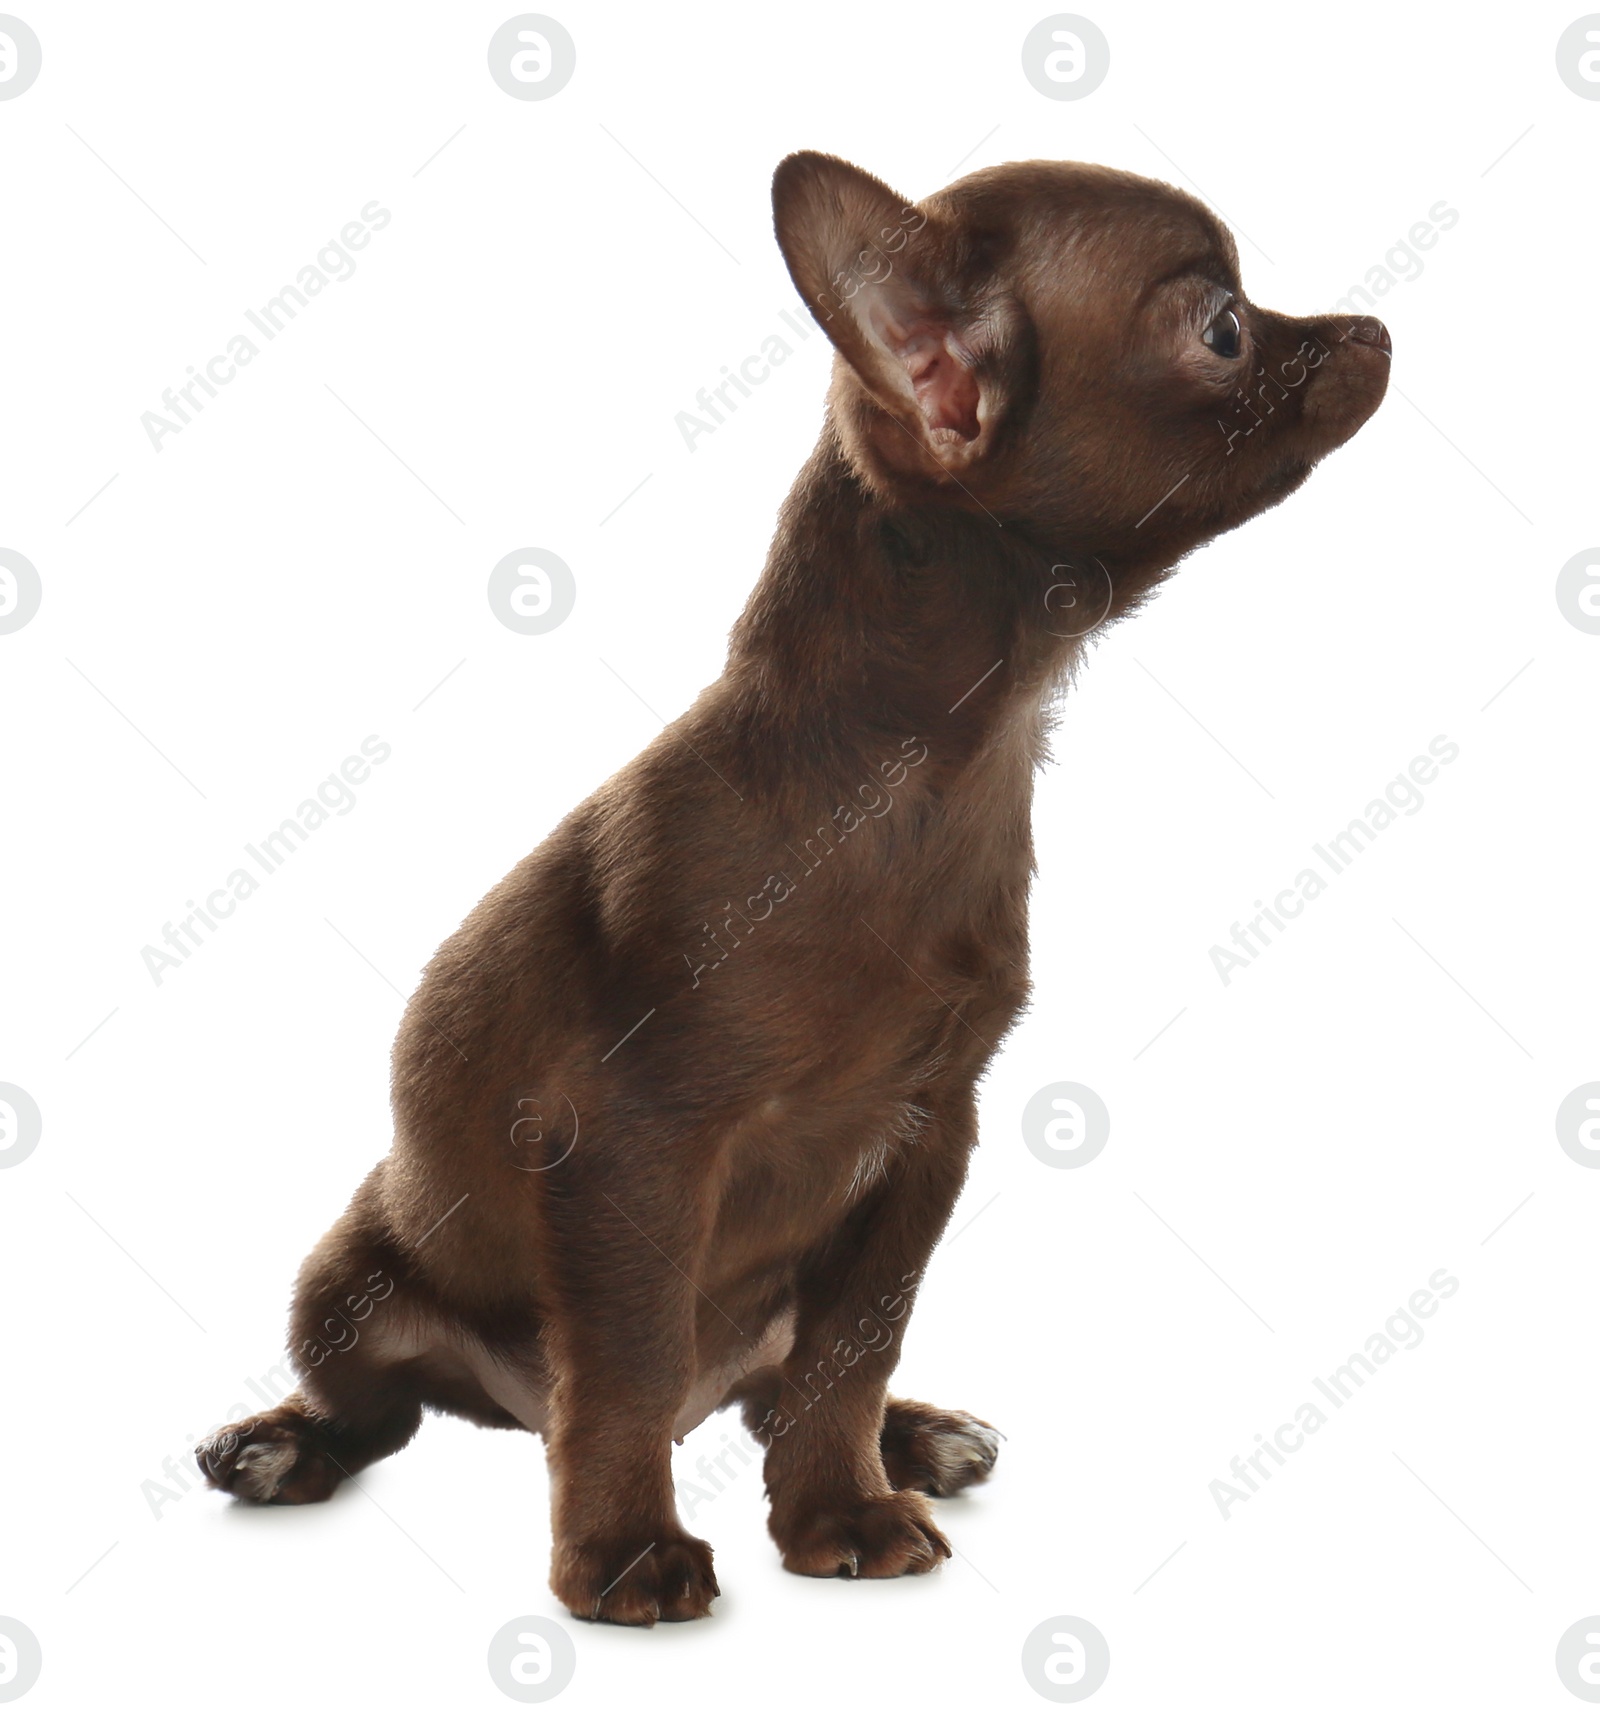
[760,1124,971,1577]
[542,1255,719,1625]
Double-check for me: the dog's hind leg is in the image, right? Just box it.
[734,1380,1001,1499]
[195,1383,421,1505]
[880,1398,1001,1497]
[196,1173,428,1503]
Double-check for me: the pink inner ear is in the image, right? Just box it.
[901,331,981,442]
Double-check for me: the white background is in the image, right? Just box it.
[2,1,1596,1712]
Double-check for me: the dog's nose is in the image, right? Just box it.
[1346,316,1392,357]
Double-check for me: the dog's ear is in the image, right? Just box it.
[773,151,1020,475]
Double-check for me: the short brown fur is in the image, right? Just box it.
[198,153,1389,1624]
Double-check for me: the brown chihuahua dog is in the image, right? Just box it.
[198,153,1389,1623]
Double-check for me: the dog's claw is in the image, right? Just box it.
[565,1533,717,1625]
[778,1491,951,1579]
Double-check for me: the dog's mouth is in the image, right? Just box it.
[1286,319,1392,468]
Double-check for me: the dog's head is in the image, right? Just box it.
[773,152,1389,578]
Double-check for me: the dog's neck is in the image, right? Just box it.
[724,425,1105,779]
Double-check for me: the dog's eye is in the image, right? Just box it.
[1202,307,1243,359]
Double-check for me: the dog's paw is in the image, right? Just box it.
[195,1406,342,1505]
[881,1398,1001,1497]
[553,1532,719,1626]
[774,1489,951,1578]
